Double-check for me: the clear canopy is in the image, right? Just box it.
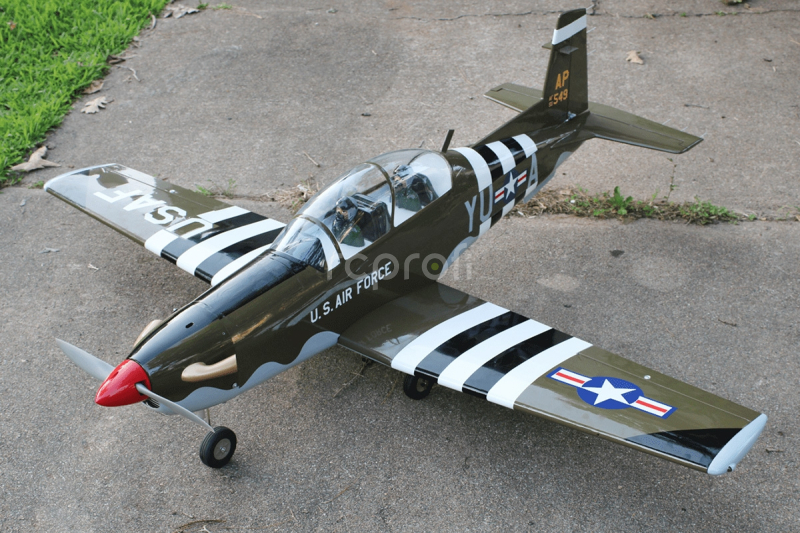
[288,150,452,265]
[298,163,392,259]
[369,150,452,225]
[270,218,339,271]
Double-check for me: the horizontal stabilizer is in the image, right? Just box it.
[484,83,543,113]
[483,84,702,153]
[585,102,702,154]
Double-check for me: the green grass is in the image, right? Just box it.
[0,0,170,185]
[517,186,745,225]
[196,178,236,198]
[195,184,213,197]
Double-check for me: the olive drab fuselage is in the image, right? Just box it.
[130,116,588,409]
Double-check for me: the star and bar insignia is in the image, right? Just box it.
[494,169,528,205]
[549,367,676,418]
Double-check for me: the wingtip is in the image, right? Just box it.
[707,413,768,475]
[44,164,117,193]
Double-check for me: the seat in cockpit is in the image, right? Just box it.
[351,193,390,242]
[392,165,438,212]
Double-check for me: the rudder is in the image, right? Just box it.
[542,9,588,116]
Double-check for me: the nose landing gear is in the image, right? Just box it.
[134,384,238,468]
[200,426,237,468]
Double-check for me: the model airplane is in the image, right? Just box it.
[47,9,765,473]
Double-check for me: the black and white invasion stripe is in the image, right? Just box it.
[453,134,537,192]
[144,206,285,285]
[391,302,591,409]
[453,135,538,235]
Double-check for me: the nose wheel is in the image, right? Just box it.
[403,374,434,400]
[200,426,237,468]
[131,384,238,469]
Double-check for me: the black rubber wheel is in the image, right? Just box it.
[199,426,237,468]
[403,374,433,400]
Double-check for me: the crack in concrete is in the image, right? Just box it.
[392,9,562,22]
[392,0,598,21]
[601,8,800,19]
[392,3,799,23]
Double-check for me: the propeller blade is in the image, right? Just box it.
[135,384,213,433]
[55,338,114,381]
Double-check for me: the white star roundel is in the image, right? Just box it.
[576,376,642,409]
[548,368,677,418]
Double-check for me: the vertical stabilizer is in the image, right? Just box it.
[542,9,588,117]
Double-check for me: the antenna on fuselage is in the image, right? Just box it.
[440,129,455,153]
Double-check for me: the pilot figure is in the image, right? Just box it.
[330,197,365,247]
[392,165,438,212]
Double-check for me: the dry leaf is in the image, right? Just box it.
[626,50,644,64]
[163,4,199,18]
[81,96,110,114]
[108,53,136,64]
[83,80,104,94]
[10,146,60,172]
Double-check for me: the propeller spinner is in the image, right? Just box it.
[94,359,151,407]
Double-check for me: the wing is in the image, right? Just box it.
[45,164,285,285]
[338,283,766,475]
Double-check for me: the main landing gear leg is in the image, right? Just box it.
[403,374,433,400]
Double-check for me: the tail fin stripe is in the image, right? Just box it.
[552,15,586,45]
[512,134,537,157]
[485,141,516,175]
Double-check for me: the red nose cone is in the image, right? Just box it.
[95,359,151,407]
